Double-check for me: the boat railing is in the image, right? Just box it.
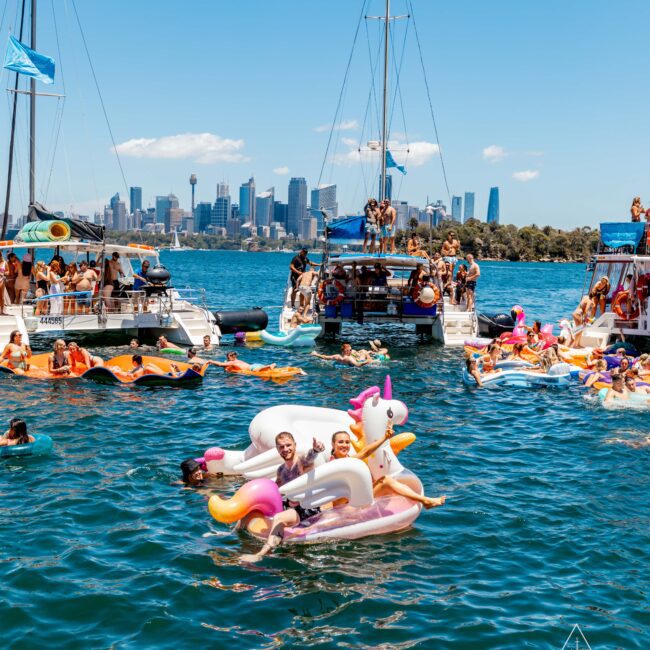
[314,280,444,318]
[175,287,206,306]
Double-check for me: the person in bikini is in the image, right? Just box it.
[329,427,445,509]
[0,330,31,375]
[67,341,104,370]
[590,276,610,317]
[212,350,277,373]
[48,339,73,376]
[241,432,325,562]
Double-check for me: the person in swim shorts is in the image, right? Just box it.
[241,432,325,562]
[441,231,460,278]
[465,254,480,312]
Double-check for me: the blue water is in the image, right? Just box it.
[1,253,648,649]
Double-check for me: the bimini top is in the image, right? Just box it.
[600,222,646,251]
[327,252,429,268]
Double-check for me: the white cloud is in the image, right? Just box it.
[114,132,249,164]
[512,170,539,182]
[482,144,507,163]
[526,150,544,157]
[273,166,289,175]
[314,119,358,133]
[332,140,439,167]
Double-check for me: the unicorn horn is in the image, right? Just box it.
[383,375,392,399]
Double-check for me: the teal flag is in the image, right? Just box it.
[386,149,406,175]
[3,35,55,84]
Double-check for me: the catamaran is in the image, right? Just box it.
[279,0,477,344]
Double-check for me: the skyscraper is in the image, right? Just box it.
[310,184,338,234]
[255,188,275,227]
[487,187,500,224]
[194,202,212,233]
[155,193,179,230]
[129,187,142,215]
[212,194,231,230]
[287,177,307,237]
[216,182,229,199]
[110,193,127,231]
[451,196,462,222]
[463,192,475,222]
[239,177,255,224]
[273,201,288,228]
[378,174,392,201]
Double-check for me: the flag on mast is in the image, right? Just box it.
[386,149,406,175]
[3,35,55,84]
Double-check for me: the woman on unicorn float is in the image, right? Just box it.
[329,426,446,510]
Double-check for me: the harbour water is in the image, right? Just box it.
[0,252,647,648]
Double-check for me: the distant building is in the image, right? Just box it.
[216,182,229,199]
[194,202,212,233]
[310,184,338,234]
[212,195,231,230]
[129,187,142,215]
[270,222,287,240]
[226,217,241,237]
[110,193,127,231]
[430,200,447,226]
[103,207,112,229]
[463,192,475,222]
[378,173,392,201]
[239,177,256,224]
[300,216,317,240]
[487,187,500,224]
[288,177,308,237]
[273,201,288,228]
[451,196,462,223]
[167,207,184,233]
[255,188,275,227]
[156,193,179,229]
[231,203,239,220]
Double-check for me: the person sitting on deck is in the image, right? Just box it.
[290,309,314,328]
[0,418,34,447]
[212,351,276,373]
[407,263,425,292]
[372,263,392,287]
[407,233,429,259]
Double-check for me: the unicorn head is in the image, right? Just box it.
[348,376,408,479]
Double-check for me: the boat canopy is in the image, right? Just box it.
[326,215,365,245]
[600,222,646,251]
[327,252,429,268]
[0,240,158,258]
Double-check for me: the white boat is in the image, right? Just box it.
[573,222,650,351]
[0,238,221,347]
[169,230,191,252]
[277,2,477,345]
[279,252,476,343]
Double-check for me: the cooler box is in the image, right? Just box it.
[324,305,338,318]
[340,302,353,318]
[402,301,437,316]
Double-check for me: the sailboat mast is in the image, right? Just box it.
[29,0,36,211]
[380,0,390,203]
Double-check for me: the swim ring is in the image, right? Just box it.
[0,433,53,458]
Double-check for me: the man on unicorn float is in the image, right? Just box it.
[241,433,325,562]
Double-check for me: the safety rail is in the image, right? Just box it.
[175,287,207,306]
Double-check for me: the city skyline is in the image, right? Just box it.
[2,1,650,229]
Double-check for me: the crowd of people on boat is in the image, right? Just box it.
[0,250,161,316]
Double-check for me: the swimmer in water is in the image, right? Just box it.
[311,343,371,367]
[329,428,445,509]
[212,351,277,373]
[0,418,34,447]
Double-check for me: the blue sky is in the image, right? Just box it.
[1,0,649,228]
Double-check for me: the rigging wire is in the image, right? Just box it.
[316,0,367,189]
[407,0,451,205]
[43,0,65,203]
[70,0,129,198]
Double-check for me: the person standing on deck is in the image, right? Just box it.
[465,254,480,312]
[380,200,397,254]
[289,248,320,309]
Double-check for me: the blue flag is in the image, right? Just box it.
[3,35,55,84]
[386,149,406,175]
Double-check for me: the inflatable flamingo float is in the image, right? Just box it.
[206,377,428,542]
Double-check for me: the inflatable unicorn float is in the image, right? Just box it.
[204,377,435,542]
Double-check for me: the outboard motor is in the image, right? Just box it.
[213,308,268,334]
[145,264,171,296]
